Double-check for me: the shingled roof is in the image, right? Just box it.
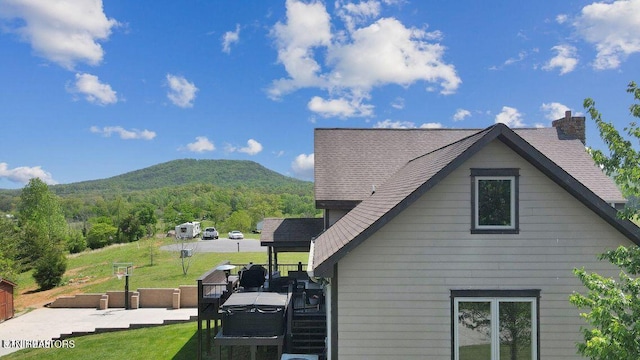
[312,124,640,276]
[314,126,625,208]
[260,217,324,252]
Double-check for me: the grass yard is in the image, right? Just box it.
[6,235,307,359]
[13,235,308,311]
[2,321,277,360]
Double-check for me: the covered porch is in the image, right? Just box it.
[196,217,327,359]
[260,217,324,287]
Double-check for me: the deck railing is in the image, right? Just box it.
[227,262,308,277]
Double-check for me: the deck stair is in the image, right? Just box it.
[290,312,326,355]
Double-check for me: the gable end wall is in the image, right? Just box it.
[335,140,633,360]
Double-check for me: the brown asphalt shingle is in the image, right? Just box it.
[312,124,636,276]
[314,127,624,205]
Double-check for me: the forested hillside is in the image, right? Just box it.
[0,159,315,217]
[0,160,320,289]
[0,160,318,263]
[51,159,311,194]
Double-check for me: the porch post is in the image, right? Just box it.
[268,246,273,288]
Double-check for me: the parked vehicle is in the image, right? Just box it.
[175,221,201,239]
[228,230,244,239]
[202,227,219,240]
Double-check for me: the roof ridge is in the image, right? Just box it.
[406,124,499,164]
[312,123,640,276]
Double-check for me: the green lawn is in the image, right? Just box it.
[2,321,278,360]
[8,236,306,359]
[459,343,532,360]
[14,236,307,311]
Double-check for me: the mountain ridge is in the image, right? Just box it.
[1,159,312,195]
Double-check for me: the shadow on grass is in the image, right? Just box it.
[172,330,198,360]
[172,330,279,360]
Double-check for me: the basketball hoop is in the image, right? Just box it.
[112,262,134,310]
[112,263,133,279]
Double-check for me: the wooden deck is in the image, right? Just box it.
[196,261,327,360]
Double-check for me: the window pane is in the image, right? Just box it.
[458,301,492,360]
[499,302,532,360]
[478,179,511,226]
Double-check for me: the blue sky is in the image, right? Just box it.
[0,0,639,189]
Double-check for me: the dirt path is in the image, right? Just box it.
[14,276,110,312]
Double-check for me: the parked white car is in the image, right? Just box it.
[202,227,219,240]
[228,230,244,239]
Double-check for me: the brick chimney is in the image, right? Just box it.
[552,110,586,144]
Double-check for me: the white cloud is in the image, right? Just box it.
[373,119,443,129]
[308,96,373,118]
[495,106,525,127]
[90,126,156,140]
[0,0,119,69]
[222,24,240,54]
[269,0,460,118]
[326,17,460,94]
[374,119,416,128]
[452,108,471,121]
[555,14,568,24]
[70,73,117,105]
[574,0,640,70]
[166,74,198,108]
[291,153,314,180]
[336,0,381,33]
[419,122,443,129]
[184,136,214,153]
[504,51,527,66]
[543,45,578,74]
[0,162,57,185]
[269,0,332,99]
[540,102,570,121]
[226,139,264,155]
[391,97,404,109]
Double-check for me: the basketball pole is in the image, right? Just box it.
[124,267,130,310]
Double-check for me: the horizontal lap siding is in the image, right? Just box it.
[336,141,632,360]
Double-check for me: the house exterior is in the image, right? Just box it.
[308,113,640,360]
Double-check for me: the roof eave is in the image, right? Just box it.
[313,124,640,276]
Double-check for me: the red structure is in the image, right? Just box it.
[0,278,16,322]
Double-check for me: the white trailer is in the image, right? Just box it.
[175,221,201,239]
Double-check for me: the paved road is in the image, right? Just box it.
[160,238,266,253]
[0,307,197,357]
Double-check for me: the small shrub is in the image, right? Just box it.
[67,230,87,254]
[33,247,67,290]
[87,223,117,249]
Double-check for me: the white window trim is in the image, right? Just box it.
[474,176,516,230]
[453,297,537,360]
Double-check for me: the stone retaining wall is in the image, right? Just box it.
[48,286,196,310]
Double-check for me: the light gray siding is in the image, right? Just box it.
[336,140,633,359]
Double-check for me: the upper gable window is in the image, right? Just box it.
[471,168,519,234]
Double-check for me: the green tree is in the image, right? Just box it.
[0,216,18,279]
[570,247,640,359]
[118,213,143,243]
[570,81,640,360]
[66,228,87,254]
[86,222,118,249]
[584,81,640,220]
[135,203,158,237]
[32,245,67,290]
[16,179,68,288]
[224,210,252,232]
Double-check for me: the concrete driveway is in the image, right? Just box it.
[160,238,266,253]
[0,307,197,356]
